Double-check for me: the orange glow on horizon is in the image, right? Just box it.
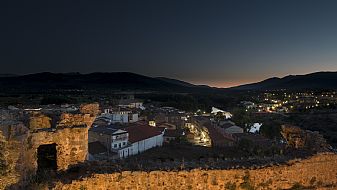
[209,82,248,88]
[189,79,258,88]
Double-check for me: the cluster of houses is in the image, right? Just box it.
[88,98,186,160]
[4,96,274,161]
[2,96,275,161]
[187,107,269,149]
[241,101,289,113]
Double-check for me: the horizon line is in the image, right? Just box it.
[1,70,336,88]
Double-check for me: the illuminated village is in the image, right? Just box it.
[1,92,336,189]
[2,0,337,189]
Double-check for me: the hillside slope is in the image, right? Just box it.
[232,72,337,90]
[0,72,218,93]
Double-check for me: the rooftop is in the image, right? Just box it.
[220,122,235,129]
[164,129,182,138]
[90,125,127,136]
[124,124,162,143]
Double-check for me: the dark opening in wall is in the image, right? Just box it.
[37,143,57,173]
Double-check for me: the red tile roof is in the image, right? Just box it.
[164,129,181,138]
[157,122,176,128]
[128,121,148,127]
[124,124,162,143]
[154,127,166,133]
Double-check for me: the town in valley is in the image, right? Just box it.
[2,0,337,189]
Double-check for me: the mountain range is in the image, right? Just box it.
[0,71,336,93]
[231,72,337,90]
[0,72,218,93]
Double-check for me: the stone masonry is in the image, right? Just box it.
[54,153,337,190]
[0,103,99,189]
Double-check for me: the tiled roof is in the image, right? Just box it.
[157,122,176,129]
[154,127,166,133]
[127,121,148,127]
[164,129,181,138]
[89,125,127,135]
[220,122,234,129]
[125,124,162,143]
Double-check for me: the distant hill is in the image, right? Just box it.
[0,74,18,77]
[1,71,336,94]
[232,72,337,90]
[0,72,218,93]
[156,77,210,88]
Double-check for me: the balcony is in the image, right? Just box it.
[112,136,128,142]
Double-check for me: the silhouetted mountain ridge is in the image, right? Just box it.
[156,77,210,88]
[232,72,337,90]
[0,72,217,93]
[1,71,336,93]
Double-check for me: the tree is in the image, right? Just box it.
[231,108,253,131]
[259,121,281,139]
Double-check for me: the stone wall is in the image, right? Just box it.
[53,153,337,190]
[0,126,89,190]
[80,103,100,116]
[29,113,51,130]
[24,127,88,172]
[0,103,99,189]
[58,113,95,128]
[58,103,99,128]
[0,134,25,190]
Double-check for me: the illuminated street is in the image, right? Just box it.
[186,123,211,147]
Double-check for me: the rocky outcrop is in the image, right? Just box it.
[281,124,330,151]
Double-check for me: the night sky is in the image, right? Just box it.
[2,0,337,87]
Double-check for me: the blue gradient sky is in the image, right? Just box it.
[1,0,337,87]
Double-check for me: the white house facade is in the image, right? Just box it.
[89,124,163,159]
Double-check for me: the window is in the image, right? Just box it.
[123,142,126,146]
[119,143,121,148]
[114,144,117,148]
